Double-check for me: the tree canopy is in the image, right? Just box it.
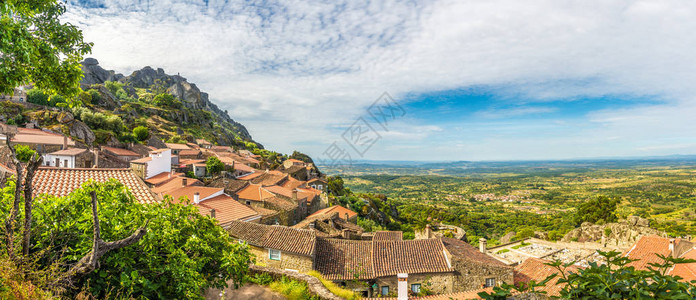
[1,0,92,98]
[206,156,225,176]
[574,195,620,225]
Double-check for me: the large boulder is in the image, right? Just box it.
[80,58,125,86]
[562,216,663,248]
[68,120,96,145]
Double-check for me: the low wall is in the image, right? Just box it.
[527,238,625,252]
[249,265,344,300]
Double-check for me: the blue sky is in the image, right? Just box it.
[63,0,696,161]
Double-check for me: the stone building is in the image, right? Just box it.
[0,125,75,154]
[226,221,316,272]
[43,148,94,168]
[101,146,142,162]
[226,221,513,298]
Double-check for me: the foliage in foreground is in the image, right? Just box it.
[307,270,361,300]
[1,180,252,299]
[479,250,696,300]
[268,276,318,300]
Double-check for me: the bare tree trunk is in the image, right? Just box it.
[22,153,43,256]
[3,134,23,260]
[53,191,148,288]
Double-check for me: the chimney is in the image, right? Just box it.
[168,172,171,179]
[93,149,99,168]
[292,189,298,201]
[345,213,350,222]
[479,238,487,253]
[425,224,432,239]
[308,222,315,229]
[182,178,187,187]
[193,192,200,203]
[63,136,68,149]
[397,273,408,300]
[669,239,676,257]
[210,208,216,219]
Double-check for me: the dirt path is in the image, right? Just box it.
[205,282,286,300]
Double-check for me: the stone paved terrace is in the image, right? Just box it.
[489,238,625,267]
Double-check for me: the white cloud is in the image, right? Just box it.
[63,0,696,160]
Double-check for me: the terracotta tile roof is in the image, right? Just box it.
[195,194,260,224]
[250,172,287,186]
[101,146,140,157]
[130,156,152,164]
[309,205,357,220]
[281,177,306,190]
[177,159,205,167]
[144,172,183,186]
[373,231,403,241]
[364,288,493,300]
[264,185,311,204]
[307,178,326,184]
[441,238,510,268]
[165,143,191,150]
[225,221,316,256]
[315,238,374,280]
[252,206,279,217]
[514,257,580,297]
[149,148,169,154]
[236,184,275,201]
[151,177,204,194]
[286,159,305,164]
[232,162,256,173]
[280,165,306,175]
[238,171,264,181]
[33,167,157,204]
[372,239,453,277]
[178,149,201,156]
[47,148,88,156]
[263,196,298,211]
[669,248,696,282]
[211,146,233,152]
[196,139,212,145]
[623,235,687,270]
[164,186,222,204]
[2,126,76,146]
[207,178,249,194]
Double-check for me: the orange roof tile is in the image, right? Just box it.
[237,171,264,180]
[309,205,357,219]
[236,184,275,201]
[316,238,374,280]
[195,194,260,224]
[623,235,687,270]
[165,143,191,150]
[373,231,403,241]
[33,167,157,204]
[281,177,306,190]
[144,172,183,186]
[164,186,222,203]
[47,148,88,156]
[178,149,201,156]
[670,248,696,282]
[151,177,204,194]
[514,257,580,297]
[225,221,316,256]
[196,139,212,145]
[130,157,152,163]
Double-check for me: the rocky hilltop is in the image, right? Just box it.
[562,216,664,248]
[79,58,259,148]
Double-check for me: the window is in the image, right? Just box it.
[317,185,323,190]
[246,200,251,205]
[269,249,281,260]
[485,278,496,287]
[411,284,421,293]
[381,286,389,295]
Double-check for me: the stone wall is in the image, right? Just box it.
[375,272,455,295]
[248,245,314,272]
[130,162,147,180]
[450,257,514,292]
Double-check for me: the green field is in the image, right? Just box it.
[325,159,696,245]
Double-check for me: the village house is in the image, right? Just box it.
[292,208,363,239]
[43,148,94,168]
[130,148,172,180]
[308,205,358,223]
[178,148,203,160]
[307,178,328,192]
[283,158,307,169]
[225,221,316,272]
[226,221,513,298]
[165,143,191,155]
[196,139,213,149]
[0,125,75,154]
[234,183,300,225]
[101,146,142,162]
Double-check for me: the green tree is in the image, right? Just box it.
[13,144,35,163]
[328,176,348,196]
[152,93,182,109]
[1,0,92,99]
[132,126,150,142]
[206,156,224,176]
[574,196,620,225]
[3,180,252,299]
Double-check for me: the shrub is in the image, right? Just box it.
[26,89,49,105]
[206,156,224,176]
[152,93,182,109]
[13,145,36,163]
[268,276,316,300]
[87,89,102,104]
[307,271,360,300]
[132,126,149,142]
